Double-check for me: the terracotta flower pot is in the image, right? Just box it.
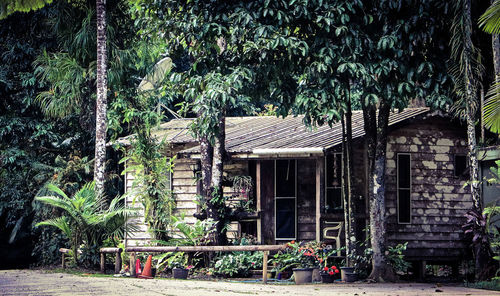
[292,268,313,284]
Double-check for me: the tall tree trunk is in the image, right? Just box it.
[342,87,357,267]
[463,0,482,212]
[94,0,107,195]
[364,100,397,282]
[200,135,213,200]
[341,115,351,266]
[493,17,500,143]
[493,33,500,80]
[208,112,228,246]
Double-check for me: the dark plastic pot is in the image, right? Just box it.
[320,273,334,283]
[340,267,355,281]
[172,268,189,279]
[292,268,313,284]
[343,272,358,282]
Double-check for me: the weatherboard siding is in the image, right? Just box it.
[125,157,246,246]
[385,117,471,260]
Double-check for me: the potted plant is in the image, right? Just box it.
[273,241,321,284]
[320,265,340,283]
[166,252,191,279]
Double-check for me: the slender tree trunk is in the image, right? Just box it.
[346,82,357,264]
[493,18,500,143]
[341,115,351,266]
[342,87,357,267]
[208,112,228,246]
[364,100,397,282]
[463,0,481,212]
[492,33,500,80]
[200,136,213,201]
[94,0,107,195]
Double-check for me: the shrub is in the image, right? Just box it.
[211,252,263,277]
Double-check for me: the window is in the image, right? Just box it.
[454,154,468,177]
[275,159,296,240]
[397,153,411,224]
[325,153,342,213]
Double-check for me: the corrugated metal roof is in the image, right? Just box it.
[116,108,430,154]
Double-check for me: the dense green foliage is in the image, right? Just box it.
[0,1,167,267]
[0,7,92,267]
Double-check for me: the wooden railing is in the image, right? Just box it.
[61,244,289,284]
[124,244,288,284]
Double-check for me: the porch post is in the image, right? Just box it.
[315,157,324,241]
[256,160,262,243]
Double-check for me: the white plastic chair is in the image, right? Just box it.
[322,221,343,256]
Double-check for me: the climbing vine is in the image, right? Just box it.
[121,131,176,241]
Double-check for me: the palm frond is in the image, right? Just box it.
[484,81,500,133]
[449,0,484,117]
[479,0,500,34]
[36,216,72,239]
[35,195,74,214]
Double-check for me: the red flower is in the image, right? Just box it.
[335,269,340,273]
[328,271,334,275]
[331,266,337,270]
[323,267,329,271]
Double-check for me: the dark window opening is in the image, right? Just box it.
[275,160,296,239]
[397,154,411,224]
[325,153,342,213]
[276,159,296,197]
[454,155,468,177]
[239,220,257,238]
[275,198,296,239]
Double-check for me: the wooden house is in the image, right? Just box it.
[119,107,473,268]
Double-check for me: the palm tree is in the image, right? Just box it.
[450,0,483,211]
[35,182,134,264]
[94,0,107,195]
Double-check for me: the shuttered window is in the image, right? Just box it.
[397,153,411,224]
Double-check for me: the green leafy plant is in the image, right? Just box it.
[211,252,263,278]
[271,241,322,272]
[35,182,136,266]
[121,133,176,241]
[155,251,191,272]
[387,242,412,274]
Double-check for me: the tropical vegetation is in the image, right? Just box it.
[0,0,499,284]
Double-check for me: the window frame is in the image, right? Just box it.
[397,153,412,224]
[454,154,468,178]
[274,159,297,241]
[325,153,343,212]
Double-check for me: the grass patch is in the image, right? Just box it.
[465,279,500,291]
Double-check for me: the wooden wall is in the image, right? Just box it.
[125,156,246,246]
[124,165,151,247]
[385,117,470,261]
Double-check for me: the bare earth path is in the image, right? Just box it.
[1,269,498,296]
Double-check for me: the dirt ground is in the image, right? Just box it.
[1,269,498,296]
